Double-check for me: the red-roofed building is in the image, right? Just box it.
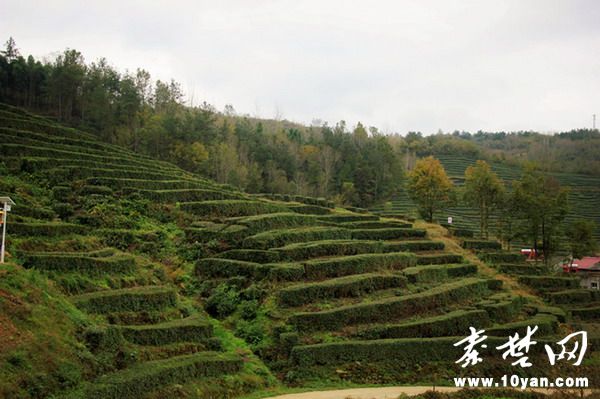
[563,257,600,290]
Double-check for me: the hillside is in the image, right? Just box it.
[1,103,599,398]
[371,154,600,242]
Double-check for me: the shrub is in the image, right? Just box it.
[10,222,88,236]
[546,289,595,304]
[289,278,491,331]
[303,252,417,280]
[84,352,242,398]
[461,239,502,250]
[570,306,600,320]
[132,188,243,202]
[80,185,113,196]
[495,263,547,275]
[205,284,240,318]
[236,212,318,233]
[357,309,490,339]
[72,286,177,313]
[275,239,444,261]
[119,316,213,345]
[215,249,281,263]
[416,253,464,265]
[22,253,135,275]
[287,204,332,215]
[403,264,477,283]
[290,336,509,367]
[242,226,351,249]
[275,240,381,261]
[184,224,248,243]
[480,252,524,264]
[340,220,412,229]
[518,276,580,291]
[278,273,407,307]
[179,200,288,217]
[478,296,524,322]
[317,214,379,223]
[87,177,210,190]
[487,314,558,337]
[350,228,427,240]
[196,258,304,281]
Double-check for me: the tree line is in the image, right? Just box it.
[0,38,405,207]
[407,156,597,264]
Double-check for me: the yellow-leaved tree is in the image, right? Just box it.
[407,156,454,222]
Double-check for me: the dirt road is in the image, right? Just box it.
[267,386,590,399]
[267,386,459,399]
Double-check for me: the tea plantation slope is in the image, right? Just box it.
[192,209,569,386]
[0,104,280,398]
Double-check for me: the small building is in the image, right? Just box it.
[562,257,600,290]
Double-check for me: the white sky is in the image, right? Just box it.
[2,0,599,134]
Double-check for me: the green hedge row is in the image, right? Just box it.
[317,214,379,223]
[487,314,558,337]
[98,229,165,250]
[357,309,490,339]
[518,275,580,291]
[0,143,162,172]
[184,224,248,243]
[0,115,97,140]
[478,296,524,322]
[275,240,443,261]
[53,165,184,181]
[20,156,182,176]
[119,316,213,345]
[275,240,376,260]
[289,278,491,331]
[86,177,212,190]
[9,222,89,236]
[287,204,332,215]
[11,204,55,220]
[22,253,135,275]
[80,185,113,196]
[570,306,600,320]
[131,188,243,203]
[291,336,510,367]
[242,226,351,249]
[402,264,477,283]
[84,352,242,398]
[546,289,599,304]
[0,128,141,161]
[72,286,177,313]
[195,258,304,281]
[480,252,524,264]
[236,212,319,233]
[339,220,412,229]
[254,193,334,208]
[416,253,464,265]
[350,228,427,240]
[303,252,417,280]
[180,200,289,218]
[461,239,502,250]
[278,273,407,307]
[215,249,281,263]
[495,263,547,276]
[448,227,475,238]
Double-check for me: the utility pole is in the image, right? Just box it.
[594,114,596,130]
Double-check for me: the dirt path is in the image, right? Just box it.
[267,386,591,399]
[267,386,458,399]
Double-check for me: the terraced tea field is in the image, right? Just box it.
[1,103,599,397]
[372,154,600,241]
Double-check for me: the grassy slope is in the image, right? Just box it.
[1,103,598,398]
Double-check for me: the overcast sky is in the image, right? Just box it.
[2,0,599,134]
